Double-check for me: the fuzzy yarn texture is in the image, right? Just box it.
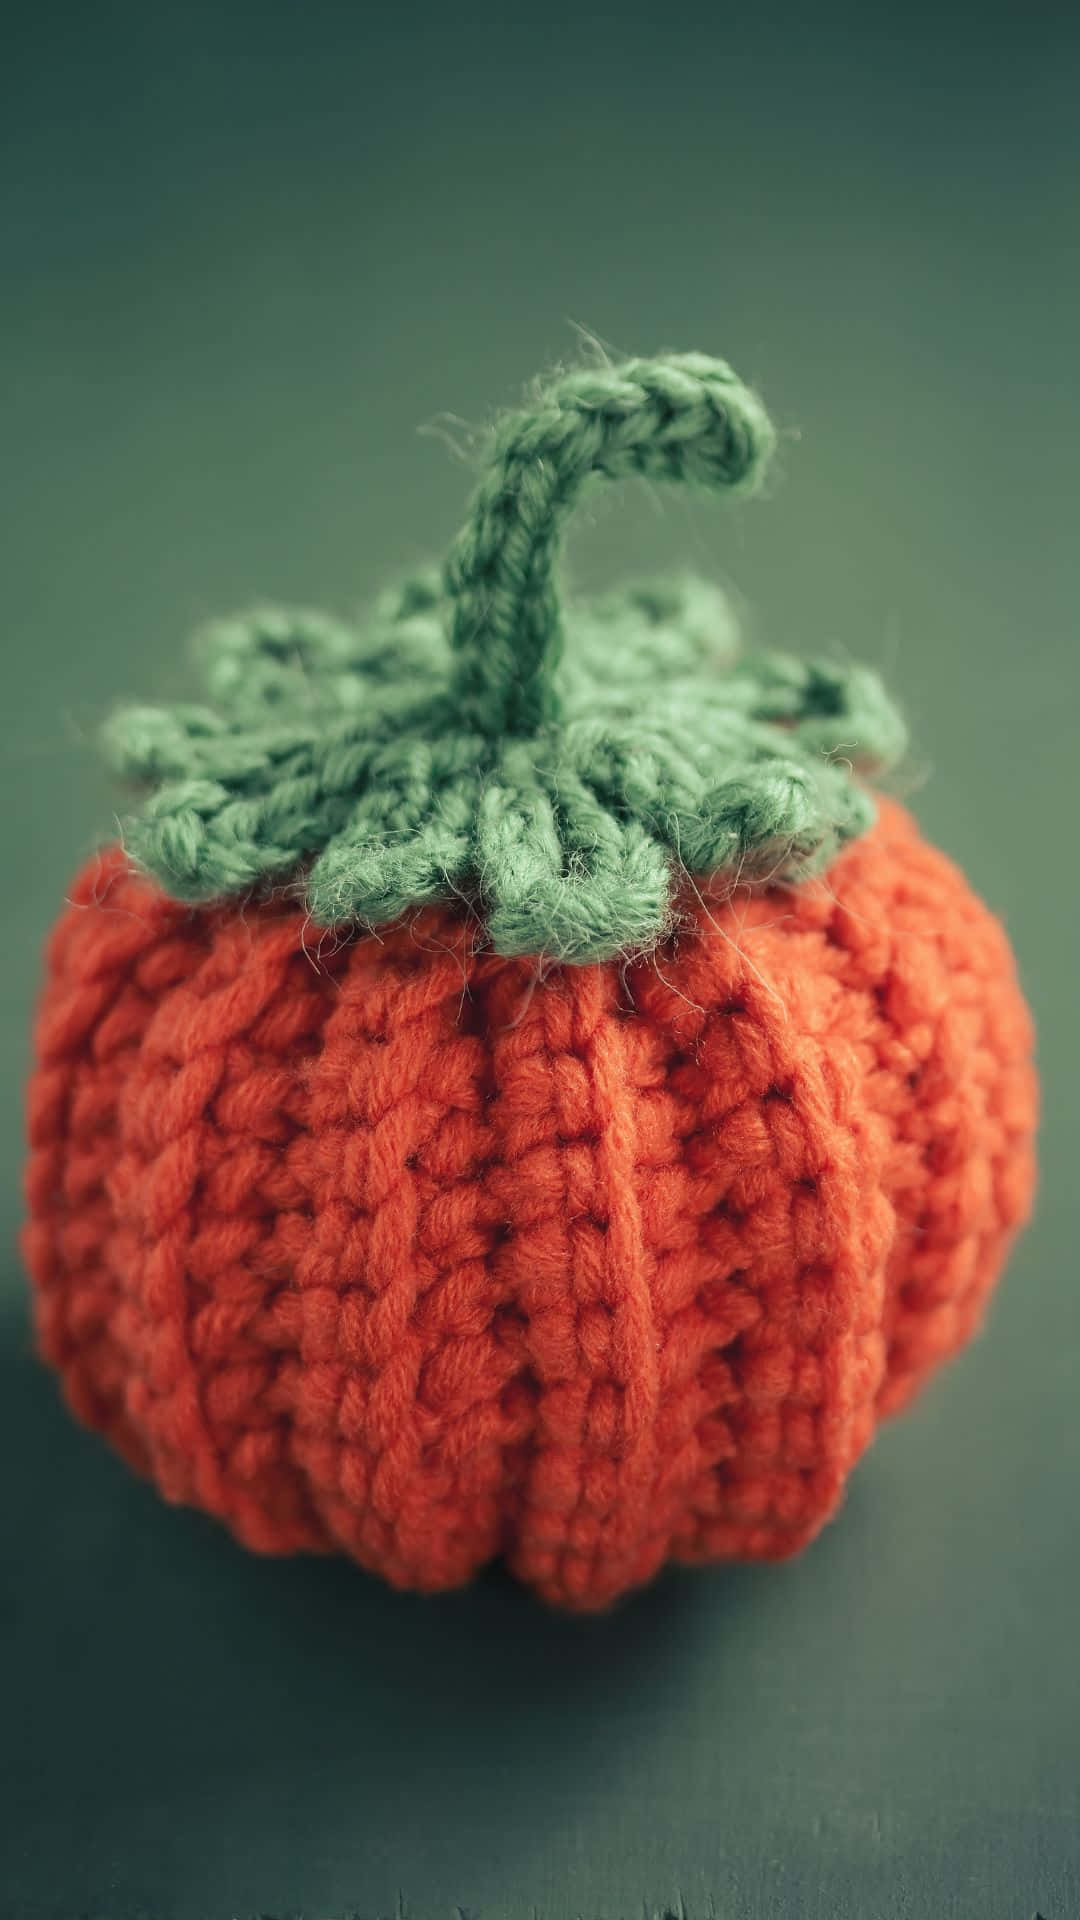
[26,809,1035,1609]
[23,352,1037,1609]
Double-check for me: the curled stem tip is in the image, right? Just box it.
[444,353,777,737]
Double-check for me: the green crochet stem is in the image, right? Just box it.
[102,352,907,963]
[446,354,775,737]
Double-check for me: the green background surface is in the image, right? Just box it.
[3,5,1078,1916]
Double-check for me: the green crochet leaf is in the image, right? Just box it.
[102,354,907,963]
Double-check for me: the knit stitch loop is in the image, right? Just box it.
[101,351,909,962]
[445,354,777,737]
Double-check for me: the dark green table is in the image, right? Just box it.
[3,5,1077,1915]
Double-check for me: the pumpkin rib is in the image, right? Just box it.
[484,960,668,1608]
[620,883,894,1581]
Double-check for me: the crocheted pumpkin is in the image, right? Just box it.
[24,355,1037,1609]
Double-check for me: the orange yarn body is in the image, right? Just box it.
[24,801,1036,1608]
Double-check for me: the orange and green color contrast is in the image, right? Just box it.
[23,356,1036,1608]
